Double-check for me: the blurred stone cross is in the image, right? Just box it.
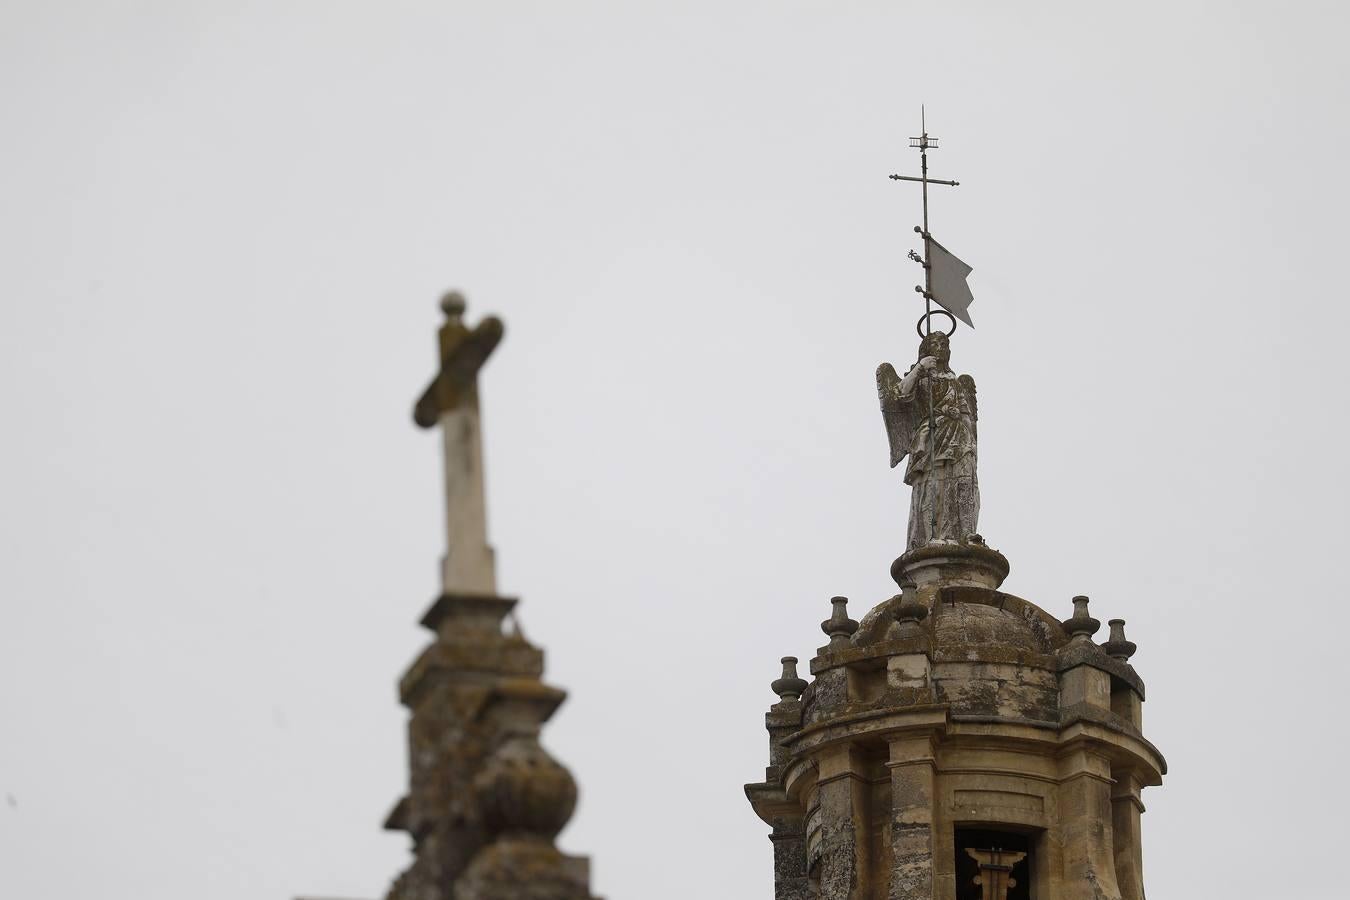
[413,291,504,595]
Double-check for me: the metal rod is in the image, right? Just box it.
[921,139,931,316]
[919,116,939,542]
[890,174,960,186]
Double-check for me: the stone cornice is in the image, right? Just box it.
[478,676,567,725]
[784,704,949,756]
[763,704,1165,809]
[891,541,1010,588]
[810,637,929,675]
[419,591,519,632]
[1056,713,1168,780]
[398,640,544,706]
[744,782,801,826]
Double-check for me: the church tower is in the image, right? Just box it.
[744,539,1163,900]
[744,126,1165,900]
[383,293,597,900]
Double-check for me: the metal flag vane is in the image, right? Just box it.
[888,107,975,338]
[885,107,979,542]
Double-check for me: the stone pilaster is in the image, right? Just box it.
[816,746,867,900]
[771,817,811,900]
[1056,749,1123,900]
[1110,772,1145,900]
[887,734,937,900]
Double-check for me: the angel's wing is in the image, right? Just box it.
[877,362,915,469]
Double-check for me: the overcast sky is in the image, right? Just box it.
[2,2,1348,898]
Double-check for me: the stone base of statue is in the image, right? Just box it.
[891,537,1009,590]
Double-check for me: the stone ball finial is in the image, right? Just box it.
[1062,594,1101,641]
[771,656,808,702]
[473,733,578,839]
[893,592,930,629]
[820,596,859,649]
[440,290,467,319]
[1103,618,1137,661]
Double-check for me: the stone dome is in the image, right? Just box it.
[928,588,1063,658]
[934,599,1047,655]
[927,595,1063,722]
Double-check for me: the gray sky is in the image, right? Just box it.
[2,2,1347,898]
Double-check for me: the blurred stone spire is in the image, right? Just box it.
[384,294,596,900]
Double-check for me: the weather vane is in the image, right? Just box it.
[877,108,981,548]
[889,106,975,338]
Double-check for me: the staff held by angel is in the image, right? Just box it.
[877,331,979,550]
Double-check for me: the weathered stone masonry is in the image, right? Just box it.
[748,540,1164,900]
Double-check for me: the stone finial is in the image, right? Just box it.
[1061,594,1101,642]
[440,289,467,319]
[894,587,929,630]
[474,733,578,839]
[770,657,808,702]
[820,596,859,649]
[462,743,591,900]
[1103,618,1138,661]
[458,681,594,900]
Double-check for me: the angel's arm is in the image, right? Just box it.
[900,356,938,397]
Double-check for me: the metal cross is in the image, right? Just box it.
[888,106,960,337]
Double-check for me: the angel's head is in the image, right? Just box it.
[918,331,952,369]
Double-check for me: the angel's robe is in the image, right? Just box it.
[878,364,980,549]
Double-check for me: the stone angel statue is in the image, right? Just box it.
[876,331,979,550]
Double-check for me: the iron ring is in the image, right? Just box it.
[915,309,957,339]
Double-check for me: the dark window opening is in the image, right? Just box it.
[954,828,1031,900]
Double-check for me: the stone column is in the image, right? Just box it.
[1056,749,1122,900]
[887,733,937,900]
[1110,772,1145,900]
[772,817,812,900]
[816,745,868,900]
